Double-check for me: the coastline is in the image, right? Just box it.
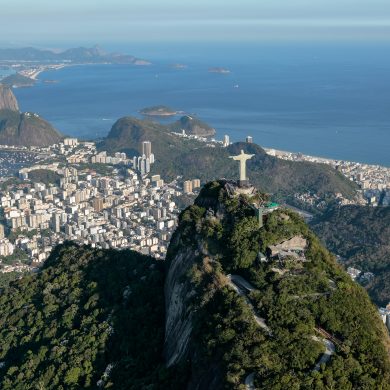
[263,147,390,195]
[263,146,390,169]
[8,61,390,169]
[19,63,69,80]
[17,59,152,82]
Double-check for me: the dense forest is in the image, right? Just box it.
[166,181,390,389]
[0,243,183,389]
[27,169,61,186]
[311,205,390,306]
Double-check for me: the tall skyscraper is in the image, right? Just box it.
[246,136,253,143]
[223,135,230,147]
[51,213,61,233]
[145,158,151,174]
[142,141,152,158]
[140,158,146,176]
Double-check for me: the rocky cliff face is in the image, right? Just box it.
[164,247,196,367]
[164,180,390,389]
[0,85,62,147]
[0,110,62,147]
[0,84,19,111]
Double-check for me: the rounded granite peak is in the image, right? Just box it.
[0,84,19,112]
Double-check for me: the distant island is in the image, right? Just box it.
[0,45,151,85]
[140,105,178,117]
[208,67,231,74]
[170,63,187,70]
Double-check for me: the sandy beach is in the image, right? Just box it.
[19,64,68,80]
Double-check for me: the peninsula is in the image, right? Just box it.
[0,45,151,85]
[0,73,35,88]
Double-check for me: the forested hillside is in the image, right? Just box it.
[311,205,390,306]
[1,185,389,389]
[164,181,390,389]
[99,116,358,207]
[0,243,183,390]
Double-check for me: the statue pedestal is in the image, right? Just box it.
[238,179,250,188]
[234,184,256,196]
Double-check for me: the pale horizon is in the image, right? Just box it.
[1,0,390,46]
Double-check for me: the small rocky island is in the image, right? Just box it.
[208,67,231,74]
[170,63,187,70]
[140,105,178,117]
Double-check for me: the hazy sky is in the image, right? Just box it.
[1,0,390,46]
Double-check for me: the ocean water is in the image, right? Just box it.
[12,42,390,166]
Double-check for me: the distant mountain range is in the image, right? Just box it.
[0,45,150,65]
[0,84,62,146]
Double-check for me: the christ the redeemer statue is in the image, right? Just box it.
[229,149,255,186]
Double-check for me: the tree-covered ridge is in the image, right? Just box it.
[0,243,179,390]
[1,182,389,390]
[99,117,358,209]
[167,181,390,389]
[311,205,390,306]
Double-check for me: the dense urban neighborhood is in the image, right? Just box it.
[0,138,201,271]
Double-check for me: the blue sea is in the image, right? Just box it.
[12,42,390,166]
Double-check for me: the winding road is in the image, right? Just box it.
[312,336,336,372]
[226,274,336,389]
[227,274,272,335]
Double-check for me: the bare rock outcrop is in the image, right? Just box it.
[0,84,19,112]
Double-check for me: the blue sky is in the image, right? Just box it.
[1,0,390,46]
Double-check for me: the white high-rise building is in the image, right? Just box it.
[64,138,78,147]
[0,239,14,257]
[140,159,146,176]
[223,135,230,147]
